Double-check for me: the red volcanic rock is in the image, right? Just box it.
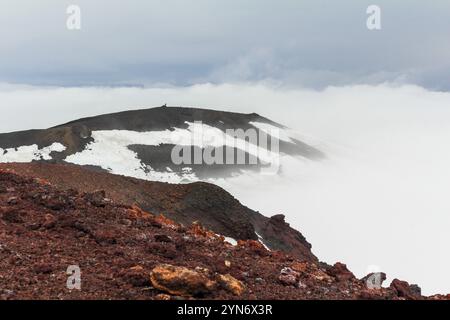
[328,262,356,282]
[257,214,317,262]
[126,205,154,220]
[390,279,422,300]
[216,274,245,296]
[279,267,300,287]
[428,294,450,300]
[36,192,74,211]
[120,265,151,287]
[238,239,269,257]
[0,166,446,300]
[1,208,24,223]
[85,190,108,207]
[150,264,216,297]
[0,162,317,262]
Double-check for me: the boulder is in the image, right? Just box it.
[361,272,387,289]
[279,267,300,287]
[390,279,422,299]
[327,262,355,282]
[85,190,107,207]
[150,264,216,297]
[217,274,245,296]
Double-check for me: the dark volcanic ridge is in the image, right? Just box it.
[0,162,316,262]
[0,106,324,180]
[0,165,447,300]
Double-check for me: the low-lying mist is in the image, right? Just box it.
[1,82,449,295]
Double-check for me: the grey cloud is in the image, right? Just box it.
[0,0,449,89]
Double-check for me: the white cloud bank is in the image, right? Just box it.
[1,82,450,295]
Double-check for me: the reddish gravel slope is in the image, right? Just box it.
[0,162,316,262]
[0,167,447,300]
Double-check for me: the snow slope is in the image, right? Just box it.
[64,122,283,183]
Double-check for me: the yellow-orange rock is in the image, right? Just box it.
[150,264,216,296]
[290,261,309,273]
[127,205,153,220]
[217,274,245,296]
[290,261,332,282]
[154,294,172,300]
[154,214,179,229]
[189,222,219,240]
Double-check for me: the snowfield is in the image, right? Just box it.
[64,122,282,183]
[0,143,66,163]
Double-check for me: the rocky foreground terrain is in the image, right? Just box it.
[0,162,316,262]
[0,164,448,300]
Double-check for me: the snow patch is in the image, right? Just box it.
[64,122,281,183]
[64,128,196,183]
[0,143,66,163]
[224,236,238,246]
[255,232,271,250]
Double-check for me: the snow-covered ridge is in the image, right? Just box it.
[64,122,282,183]
[0,143,66,163]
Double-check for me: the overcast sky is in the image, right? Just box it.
[1,2,450,294]
[1,0,449,89]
